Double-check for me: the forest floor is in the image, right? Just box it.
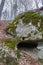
[0,21,9,45]
[0,21,41,65]
[0,21,12,44]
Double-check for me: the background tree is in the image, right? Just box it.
[0,0,43,20]
[0,0,5,19]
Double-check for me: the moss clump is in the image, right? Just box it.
[3,38,16,49]
[14,62,18,65]
[2,38,21,60]
[7,12,41,28]
[3,38,21,49]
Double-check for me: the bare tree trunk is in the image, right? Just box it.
[0,0,5,19]
[35,0,39,8]
[41,0,43,4]
[13,0,17,18]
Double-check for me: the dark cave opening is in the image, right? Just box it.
[17,40,38,49]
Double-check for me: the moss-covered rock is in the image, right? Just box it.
[6,12,43,42]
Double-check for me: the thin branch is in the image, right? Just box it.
[24,6,43,13]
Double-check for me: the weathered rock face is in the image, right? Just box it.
[6,12,43,42]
